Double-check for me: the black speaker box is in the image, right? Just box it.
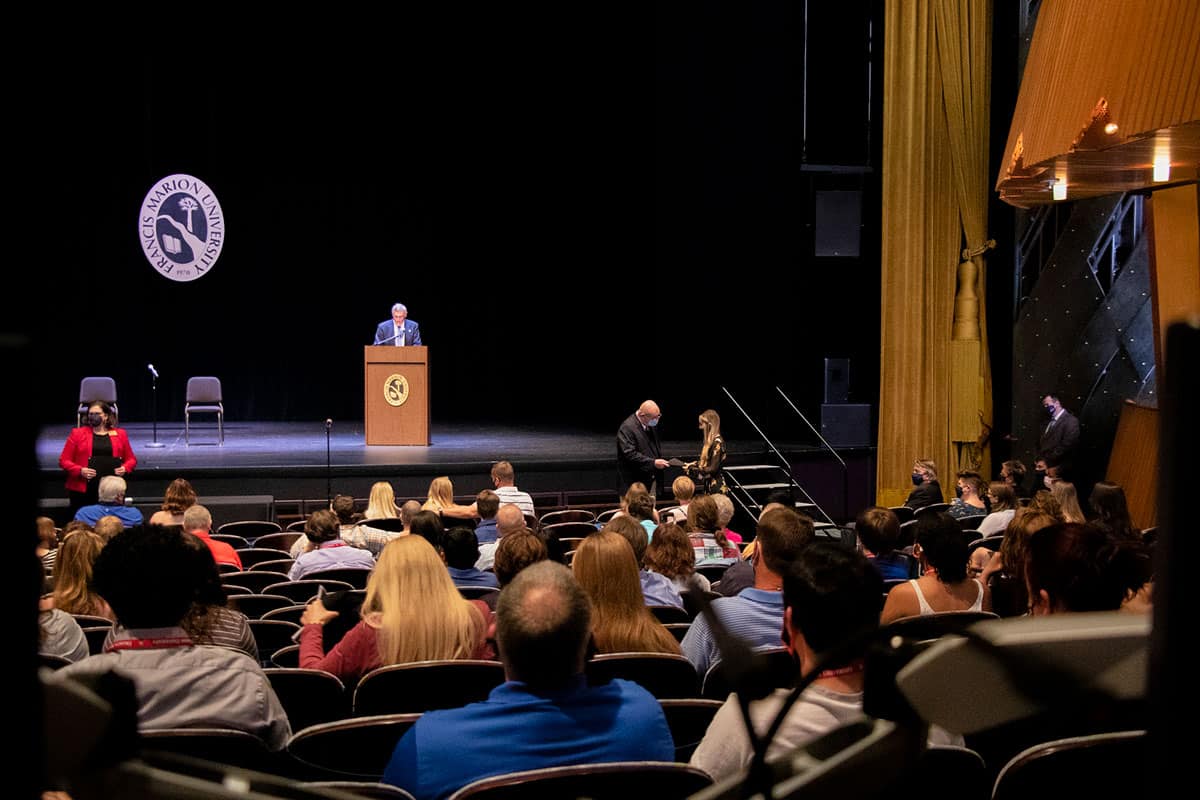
[821,404,871,447]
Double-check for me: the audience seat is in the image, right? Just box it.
[140,728,277,773]
[445,761,713,800]
[227,593,296,619]
[881,611,999,644]
[81,626,110,656]
[251,559,296,573]
[888,506,915,523]
[248,619,301,662]
[991,730,1146,800]
[701,647,795,700]
[264,579,355,603]
[262,604,308,626]
[263,668,349,732]
[304,568,372,589]
[658,698,724,762]
[585,652,699,699]
[303,782,415,800]
[353,660,506,716]
[217,520,283,541]
[967,535,1004,552]
[221,571,291,594]
[648,605,690,625]
[254,532,303,553]
[272,644,301,668]
[236,548,296,569]
[664,623,691,642]
[286,713,423,781]
[210,533,251,550]
[539,509,596,526]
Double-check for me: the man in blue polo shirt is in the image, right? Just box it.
[384,561,673,799]
[73,475,144,528]
[681,507,814,680]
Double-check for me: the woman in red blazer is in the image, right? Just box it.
[60,401,137,512]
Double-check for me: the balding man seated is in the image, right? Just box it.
[475,503,526,571]
[383,561,672,799]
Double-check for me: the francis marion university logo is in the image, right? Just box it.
[139,174,225,281]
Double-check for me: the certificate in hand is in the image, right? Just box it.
[87,455,122,477]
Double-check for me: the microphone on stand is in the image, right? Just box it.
[148,363,159,379]
[146,363,165,448]
[325,418,333,430]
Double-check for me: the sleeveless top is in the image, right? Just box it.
[909,578,984,615]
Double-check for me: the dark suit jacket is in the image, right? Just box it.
[616,413,661,492]
[1037,410,1080,465]
[904,480,944,510]
[373,319,422,346]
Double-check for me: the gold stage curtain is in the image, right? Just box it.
[878,0,994,507]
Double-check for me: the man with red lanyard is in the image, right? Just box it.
[288,509,376,580]
[48,526,291,749]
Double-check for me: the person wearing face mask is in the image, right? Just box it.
[1036,393,1080,477]
[60,400,137,513]
[904,458,944,509]
[616,399,669,495]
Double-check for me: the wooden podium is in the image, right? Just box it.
[364,346,430,445]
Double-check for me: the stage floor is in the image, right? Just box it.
[36,421,877,525]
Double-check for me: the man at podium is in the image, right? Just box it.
[374,303,423,346]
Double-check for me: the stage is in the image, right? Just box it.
[37,421,877,528]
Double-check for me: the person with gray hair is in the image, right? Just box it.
[73,475,143,528]
[383,561,673,798]
[182,503,242,570]
[373,302,423,346]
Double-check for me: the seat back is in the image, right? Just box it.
[254,531,303,553]
[210,533,251,550]
[881,610,1000,643]
[304,782,416,800]
[286,714,423,780]
[81,626,111,656]
[222,570,291,594]
[362,517,406,532]
[585,652,699,699]
[77,377,117,425]
[701,647,795,700]
[647,605,690,624]
[539,509,596,526]
[353,660,506,716]
[304,568,372,589]
[217,520,284,540]
[658,698,725,762]
[446,761,713,800]
[992,731,1147,800]
[226,593,296,619]
[251,558,296,573]
[237,548,296,569]
[263,668,348,732]
[916,745,988,799]
[264,579,354,603]
[140,728,275,773]
[186,376,223,404]
[248,619,301,662]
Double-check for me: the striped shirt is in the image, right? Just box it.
[104,605,259,662]
[680,588,785,678]
[494,486,535,518]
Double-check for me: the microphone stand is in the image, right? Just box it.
[325,418,333,504]
[145,368,165,448]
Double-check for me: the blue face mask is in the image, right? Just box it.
[911,473,923,486]
[646,417,659,428]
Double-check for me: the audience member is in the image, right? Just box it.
[37,517,58,575]
[687,495,740,560]
[625,486,659,540]
[365,481,400,521]
[979,509,1057,617]
[288,510,376,581]
[50,526,290,748]
[475,504,528,571]
[681,508,813,677]
[977,482,1017,537]
[492,531,548,588]
[383,561,673,798]
[1051,481,1086,524]
[644,522,711,593]
[104,530,259,661]
[573,531,681,655]
[690,542,883,780]
[855,506,909,580]
[299,535,493,685]
[1089,481,1139,542]
[341,493,407,556]
[183,504,242,570]
[605,515,683,609]
[73,475,143,528]
[714,503,793,599]
[1000,459,1032,500]
[880,513,982,625]
[38,550,88,662]
[444,527,500,589]
[93,515,124,543]
[712,493,743,545]
[1028,490,1064,520]
[905,459,943,509]
[423,476,476,521]
[148,478,198,527]
[487,460,536,518]
[664,475,695,524]
[947,472,988,520]
[473,490,501,544]
[1025,522,1150,614]
[51,529,113,620]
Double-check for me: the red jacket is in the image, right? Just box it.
[59,427,138,494]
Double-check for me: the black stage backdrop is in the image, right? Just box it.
[16,10,881,443]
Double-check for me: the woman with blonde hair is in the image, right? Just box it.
[364,481,399,520]
[148,478,198,527]
[573,531,681,655]
[685,409,727,494]
[51,530,114,620]
[1050,481,1086,524]
[422,476,475,520]
[299,535,493,685]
